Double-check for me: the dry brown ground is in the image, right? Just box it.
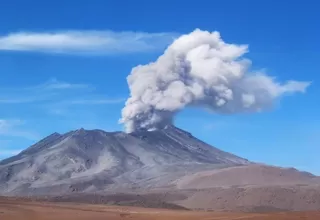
[0,197,320,220]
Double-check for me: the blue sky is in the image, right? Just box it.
[0,0,319,174]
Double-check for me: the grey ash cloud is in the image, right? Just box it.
[120,29,310,133]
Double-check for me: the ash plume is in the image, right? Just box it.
[120,29,310,133]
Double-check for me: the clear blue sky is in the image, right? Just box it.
[0,0,319,174]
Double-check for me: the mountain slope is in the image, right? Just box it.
[1,126,319,212]
[175,164,317,189]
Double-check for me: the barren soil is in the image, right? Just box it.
[1,197,320,220]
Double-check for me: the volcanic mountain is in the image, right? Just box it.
[1,126,320,211]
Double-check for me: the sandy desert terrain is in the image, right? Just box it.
[1,197,320,220]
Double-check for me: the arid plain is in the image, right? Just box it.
[1,197,320,220]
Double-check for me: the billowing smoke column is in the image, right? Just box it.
[120,29,310,133]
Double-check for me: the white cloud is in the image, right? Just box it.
[0,149,23,157]
[0,78,117,105]
[0,119,39,140]
[45,98,125,116]
[68,98,125,105]
[0,79,124,118]
[0,30,177,55]
[0,98,37,104]
[36,78,92,90]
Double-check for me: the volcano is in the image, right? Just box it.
[0,126,320,211]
